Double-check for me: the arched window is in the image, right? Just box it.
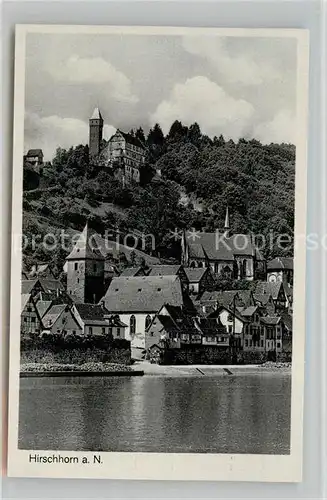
[145,315,152,330]
[240,259,247,279]
[130,315,136,336]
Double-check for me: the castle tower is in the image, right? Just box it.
[224,206,230,238]
[66,222,105,304]
[89,107,103,158]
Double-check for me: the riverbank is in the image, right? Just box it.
[20,362,143,377]
[132,361,292,376]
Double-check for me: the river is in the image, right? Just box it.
[19,373,291,454]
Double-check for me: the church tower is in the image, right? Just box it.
[223,206,230,238]
[89,107,103,158]
[66,222,105,304]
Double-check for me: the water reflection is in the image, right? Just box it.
[19,374,291,454]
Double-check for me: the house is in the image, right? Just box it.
[267,257,293,286]
[21,294,43,335]
[208,305,247,350]
[24,148,44,167]
[181,207,265,280]
[259,316,284,354]
[103,275,193,348]
[253,292,276,315]
[240,306,265,351]
[255,282,288,313]
[184,267,215,295]
[88,107,146,184]
[41,304,82,336]
[72,303,127,339]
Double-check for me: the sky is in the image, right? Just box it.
[24,32,297,160]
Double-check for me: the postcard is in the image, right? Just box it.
[7,24,309,481]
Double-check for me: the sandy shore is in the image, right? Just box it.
[132,361,291,376]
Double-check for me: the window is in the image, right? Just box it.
[227,313,233,322]
[245,339,248,347]
[74,263,78,271]
[145,315,152,330]
[72,330,76,335]
[130,315,136,335]
[31,317,36,323]
[117,328,121,337]
[77,278,79,284]
[260,339,264,347]
[108,327,113,336]
[24,317,27,322]
[102,327,106,335]
[276,341,281,348]
[89,327,93,335]
[228,325,233,333]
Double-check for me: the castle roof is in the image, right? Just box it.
[90,107,103,120]
[186,232,264,261]
[26,149,43,157]
[114,129,145,150]
[103,275,184,313]
[66,223,105,261]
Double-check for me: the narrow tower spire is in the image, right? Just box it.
[224,206,230,237]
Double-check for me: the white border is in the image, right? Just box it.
[7,24,309,482]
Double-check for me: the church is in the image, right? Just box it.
[181,208,265,281]
[88,107,146,184]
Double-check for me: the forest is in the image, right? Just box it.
[23,120,295,271]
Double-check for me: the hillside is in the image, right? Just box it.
[22,121,295,273]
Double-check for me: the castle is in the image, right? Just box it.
[88,107,146,184]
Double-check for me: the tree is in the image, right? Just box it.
[187,122,202,148]
[135,127,146,144]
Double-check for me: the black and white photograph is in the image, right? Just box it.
[7,25,308,481]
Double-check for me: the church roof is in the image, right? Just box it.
[104,275,184,313]
[66,223,105,261]
[90,107,103,120]
[267,257,293,270]
[187,232,264,261]
[147,265,182,277]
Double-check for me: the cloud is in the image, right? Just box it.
[151,76,254,140]
[182,36,282,86]
[47,55,138,103]
[24,111,116,160]
[253,110,295,144]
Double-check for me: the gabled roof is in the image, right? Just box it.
[104,276,184,313]
[260,316,281,325]
[28,263,56,279]
[281,312,293,330]
[90,107,103,120]
[184,267,207,282]
[187,232,264,261]
[240,305,259,317]
[42,304,68,328]
[148,265,182,277]
[21,279,40,295]
[253,293,273,306]
[66,223,105,261]
[255,282,284,300]
[200,290,238,309]
[38,279,64,292]
[26,149,43,156]
[21,293,31,313]
[74,303,109,322]
[213,305,248,323]
[120,266,145,277]
[267,257,293,271]
[36,300,53,318]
